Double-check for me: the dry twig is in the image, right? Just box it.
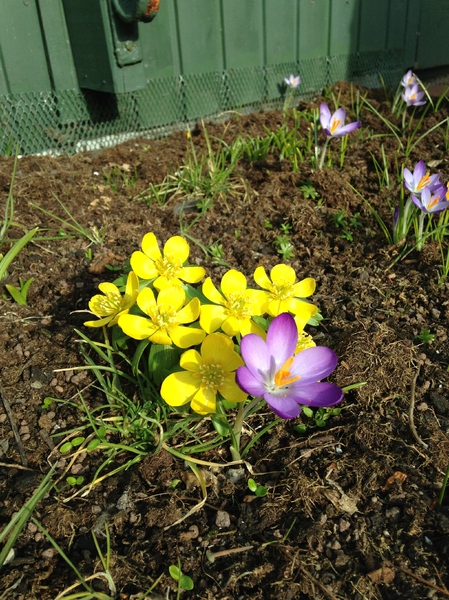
[408,364,428,450]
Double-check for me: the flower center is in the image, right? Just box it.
[330,117,341,134]
[93,292,122,316]
[274,356,301,388]
[268,278,294,302]
[417,172,431,191]
[148,306,177,331]
[197,362,225,392]
[428,192,442,210]
[154,254,182,281]
[225,291,253,320]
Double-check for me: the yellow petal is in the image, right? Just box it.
[267,298,287,317]
[176,297,200,323]
[141,232,162,261]
[84,315,113,328]
[137,287,156,315]
[219,374,247,403]
[191,387,216,415]
[157,286,186,311]
[179,349,202,371]
[118,314,158,340]
[164,235,189,263]
[170,325,206,348]
[98,282,119,296]
[221,269,247,296]
[125,271,139,297]
[292,277,316,298]
[161,371,198,406]
[153,275,182,291]
[200,304,227,333]
[270,263,296,284]
[245,289,269,314]
[179,265,206,284]
[130,250,158,280]
[253,266,272,290]
[286,298,318,320]
[221,315,240,336]
[89,294,114,316]
[238,318,266,338]
[200,333,233,362]
[202,277,225,305]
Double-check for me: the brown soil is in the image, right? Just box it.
[1,82,449,600]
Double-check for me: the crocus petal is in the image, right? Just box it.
[141,232,162,261]
[163,235,189,263]
[290,345,338,383]
[200,304,227,333]
[403,167,413,188]
[411,194,424,210]
[130,250,158,279]
[263,393,302,419]
[289,382,343,407]
[221,269,247,296]
[319,103,331,128]
[266,313,298,364]
[331,107,346,131]
[219,373,248,403]
[239,334,271,378]
[170,325,206,348]
[236,366,267,397]
[161,371,198,406]
[333,121,361,137]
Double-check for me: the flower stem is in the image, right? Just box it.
[230,398,263,461]
[318,137,330,170]
[416,212,425,251]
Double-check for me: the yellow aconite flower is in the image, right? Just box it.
[118,286,205,348]
[254,264,318,329]
[84,272,138,328]
[294,326,316,355]
[161,333,247,415]
[130,232,205,290]
[200,269,268,337]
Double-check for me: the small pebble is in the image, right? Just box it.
[215,510,231,528]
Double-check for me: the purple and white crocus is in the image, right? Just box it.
[404,160,441,195]
[402,83,426,107]
[400,69,416,88]
[411,185,449,215]
[284,74,301,89]
[319,103,361,138]
[236,313,343,419]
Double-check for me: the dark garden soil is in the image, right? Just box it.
[1,81,449,600]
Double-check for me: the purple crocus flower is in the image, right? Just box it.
[402,83,426,107]
[411,185,449,214]
[236,313,343,419]
[400,69,416,87]
[284,74,301,89]
[404,160,441,195]
[319,103,361,138]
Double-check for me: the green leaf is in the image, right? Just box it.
[302,406,314,419]
[255,485,268,498]
[71,437,85,447]
[248,478,258,492]
[169,565,180,580]
[59,442,73,454]
[87,438,102,452]
[179,575,194,590]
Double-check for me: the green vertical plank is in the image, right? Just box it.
[139,0,176,79]
[358,0,388,52]
[328,0,360,83]
[37,0,78,91]
[222,0,263,68]
[298,0,329,93]
[174,0,222,74]
[265,0,296,65]
[0,1,51,93]
[386,0,409,52]
[0,46,9,96]
[416,0,449,68]
[403,0,421,67]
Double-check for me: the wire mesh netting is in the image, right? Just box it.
[0,50,403,156]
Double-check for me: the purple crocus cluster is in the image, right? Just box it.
[404,160,449,215]
[401,69,426,107]
[236,313,343,419]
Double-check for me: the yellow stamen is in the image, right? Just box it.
[274,356,301,387]
[418,172,431,190]
[428,194,440,210]
[330,118,341,134]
